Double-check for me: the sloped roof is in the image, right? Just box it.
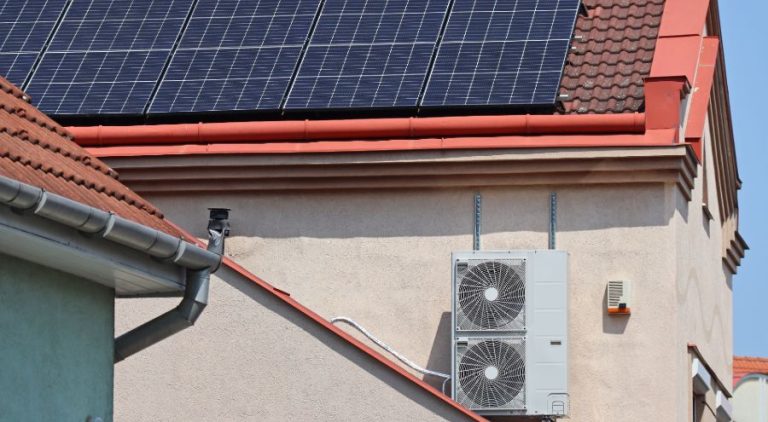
[0,76,179,236]
[561,0,665,114]
[734,356,768,387]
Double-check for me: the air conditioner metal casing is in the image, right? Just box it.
[452,250,569,417]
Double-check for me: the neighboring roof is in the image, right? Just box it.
[734,356,768,387]
[560,0,665,114]
[0,76,179,236]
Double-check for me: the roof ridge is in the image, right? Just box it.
[735,356,768,361]
[0,146,164,218]
[0,125,117,177]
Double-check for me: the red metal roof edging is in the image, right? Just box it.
[684,36,720,159]
[69,113,645,147]
[163,219,487,422]
[87,131,677,158]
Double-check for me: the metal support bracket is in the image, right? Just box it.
[473,193,482,251]
[549,192,557,250]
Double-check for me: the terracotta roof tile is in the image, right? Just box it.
[0,76,181,236]
[560,0,665,114]
[734,356,768,387]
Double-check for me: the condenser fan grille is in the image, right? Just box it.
[457,339,526,410]
[456,260,525,330]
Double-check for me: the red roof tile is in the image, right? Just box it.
[560,0,665,114]
[734,356,768,387]
[0,77,181,236]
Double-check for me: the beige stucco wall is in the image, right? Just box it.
[110,132,735,421]
[115,264,473,421]
[117,181,690,421]
[673,123,735,419]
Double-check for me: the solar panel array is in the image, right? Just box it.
[0,0,68,86]
[4,0,581,117]
[26,0,194,115]
[150,0,320,113]
[422,0,582,107]
[284,0,450,109]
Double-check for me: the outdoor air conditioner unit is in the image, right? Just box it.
[452,250,569,417]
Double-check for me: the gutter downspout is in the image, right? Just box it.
[114,210,230,363]
[0,175,225,362]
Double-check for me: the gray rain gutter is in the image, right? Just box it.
[0,175,225,362]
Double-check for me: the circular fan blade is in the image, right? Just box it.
[458,340,525,407]
[458,261,524,329]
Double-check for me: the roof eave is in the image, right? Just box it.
[0,175,220,295]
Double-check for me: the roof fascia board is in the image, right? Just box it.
[67,113,645,148]
[0,205,185,296]
[684,36,720,159]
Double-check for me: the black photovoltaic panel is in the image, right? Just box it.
[148,0,320,114]
[285,0,450,110]
[0,0,68,86]
[421,0,580,107]
[25,0,194,115]
[3,0,580,117]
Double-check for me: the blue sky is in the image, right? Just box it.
[720,1,767,356]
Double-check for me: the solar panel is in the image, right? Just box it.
[421,0,580,107]
[6,0,580,118]
[284,0,450,110]
[0,0,68,86]
[25,0,194,115]
[148,0,320,114]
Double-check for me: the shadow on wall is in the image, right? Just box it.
[217,266,471,422]
[150,184,677,241]
[602,288,630,335]
[424,312,452,390]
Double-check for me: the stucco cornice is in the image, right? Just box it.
[723,230,748,275]
[102,145,698,199]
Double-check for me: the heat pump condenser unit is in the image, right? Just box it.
[452,250,568,417]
